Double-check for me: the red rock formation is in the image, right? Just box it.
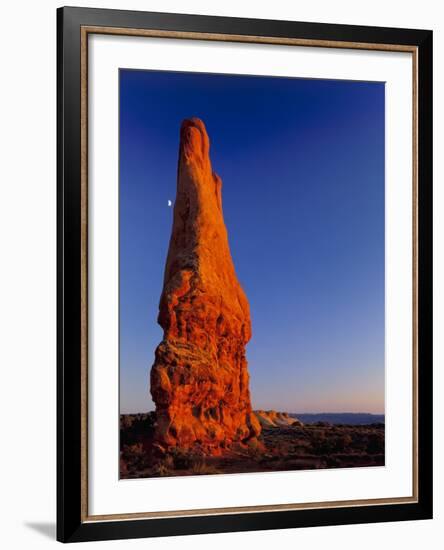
[150,118,261,454]
[254,410,303,428]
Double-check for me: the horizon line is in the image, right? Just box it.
[120,409,385,416]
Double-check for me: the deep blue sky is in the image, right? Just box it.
[119,69,385,414]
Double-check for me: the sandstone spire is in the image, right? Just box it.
[150,117,261,454]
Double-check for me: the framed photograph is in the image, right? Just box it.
[57,6,433,543]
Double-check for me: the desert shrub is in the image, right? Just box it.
[366,433,384,455]
[120,415,134,430]
[350,431,368,451]
[311,431,335,455]
[334,434,353,452]
[151,463,171,477]
[190,459,220,475]
[120,412,156,446]
[122,442,144,459]
[325,456,340,468]
[246,438,264,459]
[151,455,174,477]
[119,457,129,477]
[170,448,193,469]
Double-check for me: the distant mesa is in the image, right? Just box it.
[150,118,261,455]
[292,412,385,426]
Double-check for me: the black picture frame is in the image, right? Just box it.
[57,6,433,543]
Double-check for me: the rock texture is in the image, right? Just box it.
[150,118,261,454]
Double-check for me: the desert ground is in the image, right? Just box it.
[120,411,385,479]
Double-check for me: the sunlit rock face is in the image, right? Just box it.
[150,118,261,454]
[254,410,303,428]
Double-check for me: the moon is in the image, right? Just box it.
[167,200,172,207]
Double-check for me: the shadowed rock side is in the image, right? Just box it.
[150,118,261,455]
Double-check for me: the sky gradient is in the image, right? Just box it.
[119,69,385,415]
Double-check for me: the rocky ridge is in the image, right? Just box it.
[255,410,303,428]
